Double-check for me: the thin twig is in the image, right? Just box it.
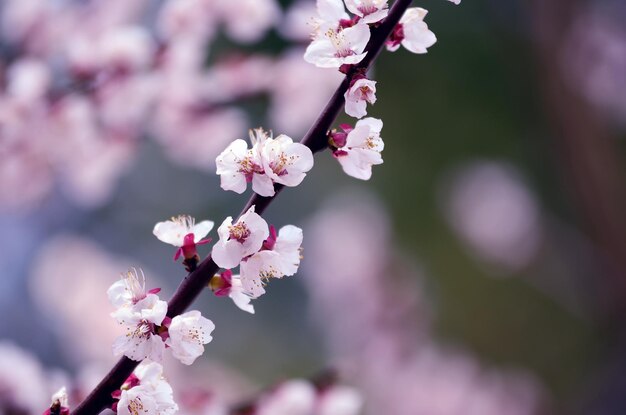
[72,1,413,413]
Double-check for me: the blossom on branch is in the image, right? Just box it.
[153,215,214,261]
[115,362,178,415]
[344,76,377,118]
[344,0,389,24]
[111,293,168,362]
[385,8,437,54]
[166,310,216,365]
[331,118,384,180]
[210,269,256,314]
[304,21,371,68]
[212,205,270,269]
[239,224,304,298]
[262,134,314,187]
[216,137,275,197]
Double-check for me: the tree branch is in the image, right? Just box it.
[72,1,413,413]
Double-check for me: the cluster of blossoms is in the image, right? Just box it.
[216,128,314,197]
[301,0,458,181]
[30,1,463,413]
[153,210,303,315]
[0,0,344,212]
[111,362,177,415]
[210,207,304,312]
[108,268,215,365]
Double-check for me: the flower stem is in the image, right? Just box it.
[71,1,413,413]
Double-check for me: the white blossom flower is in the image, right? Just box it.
[153,215,214,260]
[108,268,149,310]
[304,22,370,68]
[216,137,275,197]
[112,294,168,362]
[386,8,436,54]
[345,0,389,24]
[117,362,178,415]
[273,225,304,277]
[261,134,314,187]
[166,310,215,365]
[333,117,384,180]
[344,77,377,118]
[212,205,269,269]
[317,385,363,415]
[210,270,256,314]
[448,0,461,4]
[239,250,283,298]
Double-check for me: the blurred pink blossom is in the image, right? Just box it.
[441,161,542,272]
[305,192,546,414]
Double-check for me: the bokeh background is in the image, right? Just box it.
[1,0,626,413]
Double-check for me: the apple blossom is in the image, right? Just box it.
[304,22,370,69]
[153,215,214,261]
[344,77,377,118]
[331,117,384,180]
[261,134,314,187]
[345,0,389,24]
[210,269,256,314]
[216,136,275,197]
[385,8,437,54]
[116,362,178,415]
[166,310,216,365]
[212,205,270,269]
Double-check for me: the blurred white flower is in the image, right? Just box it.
[0,342,50,414]
[217,0,281,43]
[257,380,316,415]
[317,385,363,415]
[270,49,343,135]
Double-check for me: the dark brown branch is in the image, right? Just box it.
[72,1,413,413]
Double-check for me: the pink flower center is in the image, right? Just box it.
[229,222,251,243]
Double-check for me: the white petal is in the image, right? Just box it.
[229,290,255,314]
[192,220,214,242]
[252,173,275,196]
[212,239,246,269]
[152,220,187,246]
[342,22,370,54]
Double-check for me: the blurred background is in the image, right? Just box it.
[1,0,626,414]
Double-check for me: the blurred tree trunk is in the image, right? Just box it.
[529,0,626,319]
